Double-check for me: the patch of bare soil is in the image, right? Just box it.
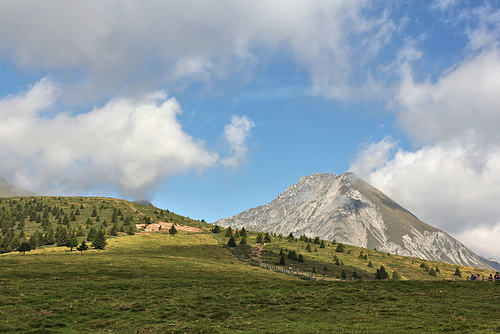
[136,222,203,233]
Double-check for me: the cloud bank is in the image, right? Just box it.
[0,78,253,198]
[0,1,396,103]
[351,5,500,259]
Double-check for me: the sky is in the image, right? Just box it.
[0,1,499,259]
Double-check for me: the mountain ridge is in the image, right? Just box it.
[216,172,491,269]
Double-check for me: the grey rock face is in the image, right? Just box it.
[216,172,491,269]
[0,177,33,197]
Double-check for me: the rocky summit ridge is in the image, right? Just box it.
[216,172,491,269]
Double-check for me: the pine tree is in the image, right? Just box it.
[91,206,97,217]
[286,232,295,242]
[454,267,462,277]
[76,240,89,255]
[313,236,321,244]
[341,270,347,279]
[169,224,177,235]
[240,227,247,237]
[320,240,326,248]
[127,225,136,235]
[335,243,345,253]
[298,254,304,263]
[87,226,98,242]
[376,266,389,279]
[240,237,247,245]
[43,227,55,245]
[211,225,221,233]
[17,241,31,255]
[110,224,119,236]
[66,232,78,251]
[264,232,272,243]
[279,255,286,265]
[367,261,373,268]
[225,226,233,237]
[227,236,237,247]
[428,268,437,276]
[92,229,107,250]
[55,225,69,246]
[306,244,312,252]
[256,233,264,244]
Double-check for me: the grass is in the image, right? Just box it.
[1,231,499,333]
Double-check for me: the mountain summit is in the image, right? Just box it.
[216,172,490,269]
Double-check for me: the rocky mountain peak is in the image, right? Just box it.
[216,172,490,269]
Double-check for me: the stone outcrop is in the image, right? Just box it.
[216,172,490,269]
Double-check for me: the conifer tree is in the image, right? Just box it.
[17,241,31,255]
[43,227,55,245]
[320,240,326,248]
[91,206,98,217]
[335,243,345,253]
[92,229,107,250]
[76,225,86,237]
[428,268,437,276]
[306,244,312,252]
[256,233,264,244]
[211,225,221,233]
[169,224,177,235]
[225,226,233,237]
[66,232,78,251]
[313,236,321,244]
[240,237,247,245]
[352,270,360,279]
[227,236,237,247]
[376,266,389,279]
[55,226,69,246]
[127,225,136,235]
[279,255,286,265]
[87,226,98,242]
[454,267,462,277]
[298,254,304,263]
[264,232,272,243]
[234,229,240,238]
[239,227,247,237]
[286,232,295,242]
[367,261,373,268]
[110,224,119,236]
[76,240,89,255]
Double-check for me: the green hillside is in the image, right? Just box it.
[0,196,498,333]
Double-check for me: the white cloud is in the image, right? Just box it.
[351,138,500,259]
[221,115,255,169]
[0,78,255,198]
[0,1,397,103]
[349,136,398,177]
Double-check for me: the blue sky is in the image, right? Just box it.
[1,0,500,259]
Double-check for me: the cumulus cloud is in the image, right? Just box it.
[351,139,500,259]
[0,78,254,198]
[221,115,255,169]
[0,1,397,103]
[350,9,500,259]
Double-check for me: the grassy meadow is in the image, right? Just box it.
[1,231,499,333]
[0,196,499,333]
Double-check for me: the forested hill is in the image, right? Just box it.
[0,196,204,254]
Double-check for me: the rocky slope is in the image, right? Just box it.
[216,172,491,269]
[0,177,33,197]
